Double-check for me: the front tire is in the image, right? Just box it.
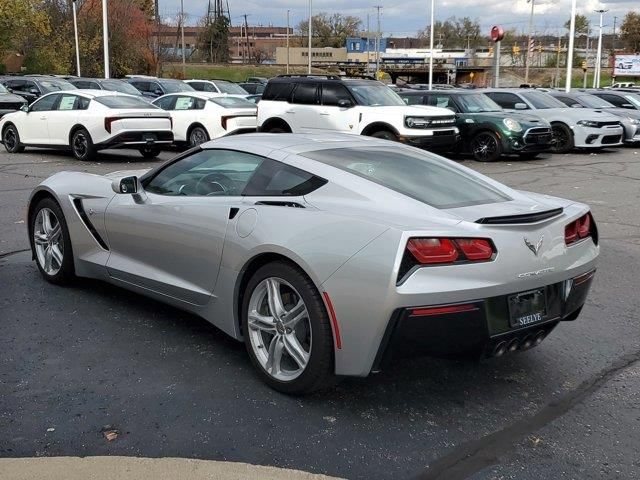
[71,128,97,161]
[30,198,75,284]
[470,131,502,162]
[3,124,25,153]
[551,123,574,153]
[242,261,334,394]
[370,130,398,141]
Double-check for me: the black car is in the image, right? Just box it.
[0,76,76,103]
[68,77,147,97]
[239,82,266,94]
[125,77,194,98]
[0,82,27,118]
[586,90,640,111]
[397,89,553,161]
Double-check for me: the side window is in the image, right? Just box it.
[72,81,90,89]
[154,95,175,110]
[57,94,79,110]
[30,94,59,112]
[598,94,624,107]
[188,82,203,91]
[130,81,148,92]
[262,82,295,101]
[486,92,524,109]
[205,83,218,93]
[88,81,101,89]
[24,81,39,94]
[244,159,327,196]
[555,96,578,107]
[321,84,353,106]
[174,95,197,110]
[195,98,206,109]
[150,82,163,95]
[401,95,424,105]
[426,94,455,110]
[145,149,265,197]
[291,83,319,105]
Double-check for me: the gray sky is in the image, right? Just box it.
[168,0,636,37]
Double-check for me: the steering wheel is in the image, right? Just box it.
[195,172,233,196]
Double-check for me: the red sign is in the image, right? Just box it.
[490,26,504,43]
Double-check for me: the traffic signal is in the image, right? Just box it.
[489,47,494,56]
[512,45,521,55]
[581,60,587,72]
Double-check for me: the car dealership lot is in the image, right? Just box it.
[1,147,639,479]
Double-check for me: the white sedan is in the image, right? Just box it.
[0,90,173,161]
[152,92,257,148]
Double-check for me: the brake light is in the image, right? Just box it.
[411,303,479,317]
[565,212,595,245]
[406,237,496,265]
[104,117,117,133]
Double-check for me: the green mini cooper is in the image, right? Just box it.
[398,89,553,162]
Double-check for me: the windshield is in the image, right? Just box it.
[215,81,248,95]
[521,91,566,109]
[456,93,502,113]
[577,95,615,109]
[101,80,143,95]
[95,95,158,109]
[208,97,256,108]
[40,80,77,92]
[0,83,7,93]
[623,94,640,107]
[348,84,406,107]
[303,146,510,209]
[160,81,195,93]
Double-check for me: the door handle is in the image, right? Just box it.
[319,112,330,116]
[285,110,296,114]
[39,116,47,120]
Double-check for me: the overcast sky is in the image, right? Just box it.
[167,0,636,37]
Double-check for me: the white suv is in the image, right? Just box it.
[184,79,251,98]
[257,75,459,149]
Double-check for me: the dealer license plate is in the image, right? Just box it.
[508,288,547,328]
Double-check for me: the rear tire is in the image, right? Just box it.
[470,131,502,162]
[30,197,75,285]
[370,130,398,141]
[2,124,25,153]
[139,146,161,159]
[242,261,335,395]
[188,126,210,147]
[551,123,574,153]
[71,128,97,161]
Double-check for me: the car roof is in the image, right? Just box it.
[155,91,224,100]
[268,75,382,86]
[46,89,139,99]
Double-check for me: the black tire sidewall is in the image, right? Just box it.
[189,126,209,147]
[3,124,22,153]
[241,262,334,395]
[71,128,96,161]
[30,198,75,285]
[371,130,398,141]
[140,147,161,159]
[551,123,573,153]
[472,131,502,162]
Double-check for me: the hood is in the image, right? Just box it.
[0,92,27,105]
[532,107,622,122]
[460,110,549,127]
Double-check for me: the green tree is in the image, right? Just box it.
[564,14,590,35]
[418,16,482,49]
[198,15,230,63]
[620,12,640,52]
[297,13,362,48]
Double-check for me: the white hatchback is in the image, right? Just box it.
[0,90,173,160]
[152,92,257,148]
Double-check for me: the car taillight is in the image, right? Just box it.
[406,237,496,265]
[104,117,117,133]
[565,212,596,246]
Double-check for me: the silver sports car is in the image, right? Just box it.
[27,133,599,394]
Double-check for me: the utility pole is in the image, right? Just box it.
[555,34,562,88]
[594,9,608,89]
[72,0,81,76]
[180,0,185,77]
[612,16,617,53]
[428,0,435,90]
[374,5,382,77]
[366,13,371,75]
[307,0,312,73]
[155,0,160,76]
[102,0,110,78]
[243,14,250,63]
[286,10,290,74]
[584,29,590,88]
[565,0,576,92]
[524,0,535,83]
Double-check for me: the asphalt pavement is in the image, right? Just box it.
[1,146,639,480]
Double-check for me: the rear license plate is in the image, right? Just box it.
[144,134,157,142]
[508,288,547,328]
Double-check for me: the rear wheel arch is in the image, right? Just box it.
[261,118,292,133]
[68,124,88,146]
[187,122,210,141]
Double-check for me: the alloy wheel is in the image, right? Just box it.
[471,133,498,161]
[4,128,17,150]
[33,208,64,276]
[73,132,88,158]
[247,277,312,382]
[190,128,208,147]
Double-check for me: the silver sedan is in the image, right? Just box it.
[27,133,599,394]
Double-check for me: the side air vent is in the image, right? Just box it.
[476,207,563,225]
[255,201,305,208]
[72,198,109,250]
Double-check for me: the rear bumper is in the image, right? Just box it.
[372,269,596,370]
[95,130,174,150]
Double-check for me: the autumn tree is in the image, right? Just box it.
[620,12,640,52]
[418,16,482,49]
[297,13,362,48]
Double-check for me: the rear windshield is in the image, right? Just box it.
[208,97,256,108]
[95,95,158,109]
[302,147,510,209]
[160,80,194,93]
[214,81,249,95]
[40,80,77,92]
[101,80,143,95]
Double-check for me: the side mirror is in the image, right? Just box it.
[514,102,528,110]
[337,99,353,108]
[154,89,164,97]
[113,176,139,194]
[19,104,29,112]
[571,104,583,108]
[29,88,39,95]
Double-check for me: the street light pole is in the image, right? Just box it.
[428,0,435,90]
[102,0,110,78]
[286,9,290,74]
[524,0,535,83]
[594,9,608,89]
[180,0,186,78]
[72,0,81,77]
[564,0,577,92]
[307,0,312,74]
